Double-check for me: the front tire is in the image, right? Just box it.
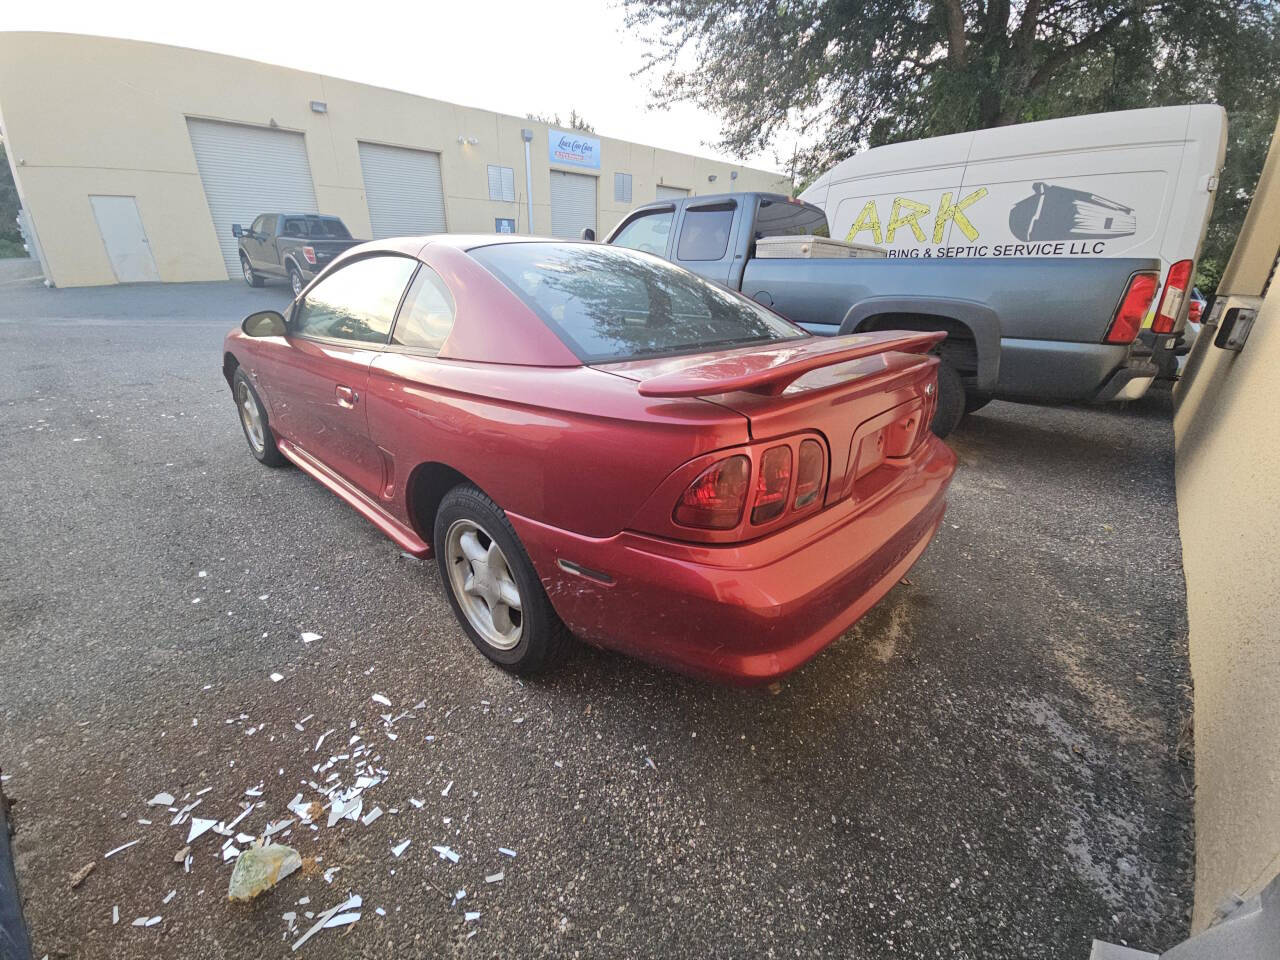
[434,485,572,674]
[930,359,965,438]
[232,369,286,467]
[241,256,264,288]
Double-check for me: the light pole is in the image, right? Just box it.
[521,129,535,235]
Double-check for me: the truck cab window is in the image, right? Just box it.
[677,204,735,261]
[754,200,829,239]
[612,209,674,256]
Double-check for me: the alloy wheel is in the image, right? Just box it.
[444,519,523,650]
[235,381,265,454]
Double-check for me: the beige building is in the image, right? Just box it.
[1173,115,1280,930]
[0,32,790,288]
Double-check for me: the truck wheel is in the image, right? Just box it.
[288,266,304,298]
[240,255,264,288]
[930,360,965,438]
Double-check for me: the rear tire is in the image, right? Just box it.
[289,266,304,298]
[232,369,286,467]
[241,256,264,288]
[930,359,965,438]
[434,485,572,674]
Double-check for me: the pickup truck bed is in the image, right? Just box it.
[743,254,1157,402]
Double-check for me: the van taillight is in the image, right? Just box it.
[1105,272,1159,344]
[751,446,793,525]
[794,440,824,509]
[673,456,750,529]
[302,245,317,265]
[1152,259,1193,334]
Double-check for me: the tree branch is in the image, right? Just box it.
[1028,7,1133,90]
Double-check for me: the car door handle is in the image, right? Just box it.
[335,385,358,409]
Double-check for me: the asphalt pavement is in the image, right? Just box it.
[0,276,1193,959]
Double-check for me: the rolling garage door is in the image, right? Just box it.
[186,119,318,278]
[549,170,596,239]
[358,142,447,239]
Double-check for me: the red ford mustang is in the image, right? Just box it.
[223,237,956,684]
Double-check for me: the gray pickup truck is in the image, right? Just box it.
[603,192,1161,436]
[232,214,363,297]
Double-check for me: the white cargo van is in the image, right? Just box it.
[800,104,1227,373]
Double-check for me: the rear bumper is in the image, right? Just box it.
[509,436,956,684]
[995,338,1155,402]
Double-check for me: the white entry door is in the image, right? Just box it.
[90,196,160,283]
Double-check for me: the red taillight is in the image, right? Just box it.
[1189,299,1203,325]
[1105,272,1159,344]
[751,446,792,525]
[1152,259,1193,334]
[794,439,824,509]
[302,245,317,265]
[673,456,750,529]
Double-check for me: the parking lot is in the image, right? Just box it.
[1,277,1193,958]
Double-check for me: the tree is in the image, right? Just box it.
[0,142,26,257]
[624,0,1280,290]
[525,108,596,133]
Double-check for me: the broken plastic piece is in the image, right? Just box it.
[371,693,391,707]
[300,632,321,644]
[498,847,517,858]
[103,839,140,859]
[270,673,284,683]
[291,894,362,951]
[485,872,504,883]
[227,843,303,902]
[361,806,383,826]
[431,844,460,863]
[441,780,453,797]
[465,911,480,922]
[147,792,175,806]
[324,911,361,929]
[390,839,411,858]
[186,818,217,843]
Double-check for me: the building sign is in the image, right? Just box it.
[548,129,601,170]
[495,218,515,234]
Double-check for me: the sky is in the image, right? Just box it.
[0,0,792,174]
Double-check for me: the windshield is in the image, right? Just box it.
[468,243,806,363]
[283,216,351,239]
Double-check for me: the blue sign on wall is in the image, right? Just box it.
[548,129,601,170]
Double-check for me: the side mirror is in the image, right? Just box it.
[232,224,244,238]
[580,227,595,242]
[242,310,287,338]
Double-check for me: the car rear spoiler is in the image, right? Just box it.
[636,331,946,398]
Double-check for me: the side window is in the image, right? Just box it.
[677,204,735,261]
[754,199,830,239]
[611,209,673,256]
[292,256,417,345]
[391,265,456,353]
[251,215,267,235]
[282,218,307,237]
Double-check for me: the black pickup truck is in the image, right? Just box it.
[232,214,363,297]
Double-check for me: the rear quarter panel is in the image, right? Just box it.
[365,356,751,539]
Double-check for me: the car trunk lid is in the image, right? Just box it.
[597,331,943,508]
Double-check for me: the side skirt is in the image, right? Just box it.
[276,438,431,558]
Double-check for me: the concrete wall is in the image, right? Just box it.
[1173,114,1280,930]
[0,32,790,287]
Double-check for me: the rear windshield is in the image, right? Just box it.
[283,216,351,239]
[469,243,805,363]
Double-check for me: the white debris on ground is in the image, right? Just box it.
[97,685,524,948]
